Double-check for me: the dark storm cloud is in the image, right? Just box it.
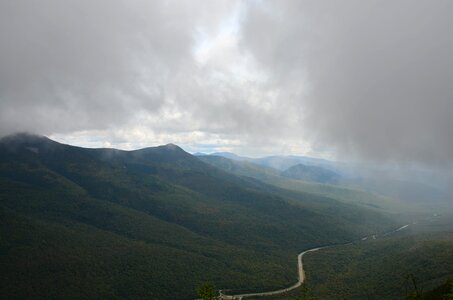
[241,0,453,165]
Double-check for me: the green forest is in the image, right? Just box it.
[1,134,452,299]
[0,134,398,299]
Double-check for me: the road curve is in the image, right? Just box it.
[220,224,410,299]
[220,246,327,299]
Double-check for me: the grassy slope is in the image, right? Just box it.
[0,135,397,299]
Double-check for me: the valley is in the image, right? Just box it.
[221,222,413,299]
[3,2,452,299]
[0,134,451,300]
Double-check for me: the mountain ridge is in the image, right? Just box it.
[195,150,338,171]
[0,133,398,299]
[281,163,341,183]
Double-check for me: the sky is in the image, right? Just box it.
[1,0,453,165]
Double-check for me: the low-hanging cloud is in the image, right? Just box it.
[241,0,453,165]
[0,0,246,133]
[0,0,299,155]
[1,0,453,165]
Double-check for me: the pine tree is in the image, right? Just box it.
[197,282,216,300]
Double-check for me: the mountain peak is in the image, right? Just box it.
[130,142,197,165]
[0,132,60,153]
[1,132,48,143]
[163,143,179,150]
[155,143,187,154]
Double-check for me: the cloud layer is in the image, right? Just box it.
[1,0,453,165]
[0,0,217,133]
[241,0,453,165]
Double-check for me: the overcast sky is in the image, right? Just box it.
[1,0,452,165]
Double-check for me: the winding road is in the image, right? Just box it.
[220,224,411,300]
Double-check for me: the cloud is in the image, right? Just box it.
[0,0,302,155]
[1,0,453,166]
[241,0,453,165]
[0,0,238,134]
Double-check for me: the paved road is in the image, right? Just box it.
[220,246,327,299]
[220,224,410,300]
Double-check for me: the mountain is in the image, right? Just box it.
[0,134,397,299]
[203,151,339,172]
[200,152,451,215]
[198,155,414,214]
[207,151,249,161]
[197,155,281,182]
[281,163,341,183]
[192,152,207,156]
[253,155,337,172]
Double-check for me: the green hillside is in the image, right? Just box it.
[252,217,453,300]
[0,134,398,299]
[302,222,453,300]
[198,155,412,214]
[420,278,453,299]
[281,163,340,183]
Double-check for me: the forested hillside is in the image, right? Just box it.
[198,155,412,214]
[302,218,453,300]
[246,217,453,300]
[0,134,397,299]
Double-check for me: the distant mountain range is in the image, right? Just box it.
[281,163,341,183]
[195,152,345,185]
[0,134,397,299]
[196,151,338,171]
[196,151,449,209]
